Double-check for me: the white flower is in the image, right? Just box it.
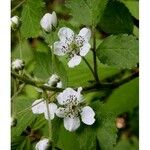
[35,138,49,150]
[12,59,24,70]
[46,74,62,88]
[40,11,57,32]
[31,99,57,120]
[56,87,95,132]
[54,27,91,68]
[11,16,19,29]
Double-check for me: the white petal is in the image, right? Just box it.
[31,99,46,114]
[57,87,83,105]
[57,81,63,88]
[80,43,91,56]
[44,103,57,120]
[58,27,74,44]
[54,41,68,56]
[11,16,19,25]
[48,74,59,86]
[78,28,91,42]
[80,106,95,125]
[68,55,81,68]
[35,138,49,150]
[57,88,79,105]
[51,11,57,27]
[40,13,52,32]
[56,107,66,118]
[64,117,80,131]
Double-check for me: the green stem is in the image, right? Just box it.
[11,70,139,93]
[82,57,95,79]
[11,0,25,13]
[45,99,53,141]
[18,30,22,59]
[92,25,100,83]
[11,83,25,101]
[16,99,44,116]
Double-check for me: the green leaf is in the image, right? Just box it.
[102,78,139,116]
[66,0,108,25]
[98,1,134,34]
[33,51,52,80]
[122,0,139,19]
[97,34,139,69]
[113,136,139,150]
[20,0,44,38]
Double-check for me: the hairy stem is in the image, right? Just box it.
[11,69,139,93]
[11,0,25,13]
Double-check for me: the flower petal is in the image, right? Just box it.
[58,27,74,44]
[40,13,52,32]
[51,11,57,27]
[68,55,81,68]
[78,28,91,42]
[31,99,45,114]
[35,138,49,150]
[57,87,83,105]
[80,106,95,125]
[44,103,57,120]
[56,107,66,118]
[57,81,63,88]
[54,41,69,56]
[80,43,91,56]
[64,117,80,131]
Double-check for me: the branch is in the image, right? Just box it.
[11,70,139,93]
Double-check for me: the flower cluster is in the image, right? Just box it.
[54,27,91,68]
[32,87,95,132]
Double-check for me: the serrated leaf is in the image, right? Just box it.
[97,34,139,69]
[98,1,134,34]
[33,51,52,79]
[21,0,44,38]
[66,0,108,25]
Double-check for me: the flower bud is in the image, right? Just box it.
[40,11,57,32]
[11,117,17,127]
[11,16,19,30]
[51,11,57,27]
[47,74,62,88]
[12,59,25,71]
[116,117,126,129]
[35,138,50,150]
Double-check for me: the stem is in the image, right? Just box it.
[11,70,139,93]
[16,99,44,116]
[82,57,95,79]
[11,0,25,13]
[45,100,53,141]
[18,30,22,59]
[11,83,25,101]
[92,26,99,83]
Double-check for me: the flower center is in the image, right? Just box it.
[64,95,82,118]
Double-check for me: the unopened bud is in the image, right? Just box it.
[40,11,57,32]
[35,138,50,150]
[11,117,17,127]
[116,117,126,129]
[12,59,25,71]
[11,16,19,30]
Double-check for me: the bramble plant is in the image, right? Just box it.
[11,0,139,150]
